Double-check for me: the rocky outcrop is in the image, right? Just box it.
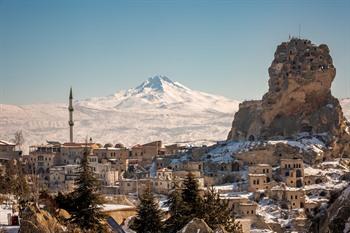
[309,186,350,233]
[228,38,349,154]
[20,203,65,233]
[177,218,213,233]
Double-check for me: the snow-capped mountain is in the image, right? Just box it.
[77,75,236,113]
[0,76,240,153]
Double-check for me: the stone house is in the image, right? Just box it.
[155,157,172,170]
[93,147,120,161]
[164,144,186,155]
[153,168,174,194]
[87,155,119,186]
[269,185,285,201]
[28,144,60,185]
[60,142,100,165]
[238,202,258,218]
[220,196,249,214]
[0,140,21,161]
[248,174,271,192]
[248,164,272,178]
[280,158,304,188]
[235,148,278,166]
[131,141,163,166]
[285,188,305,209]
[119,178,153,195]
[304,174,327,186]
[49,164,79,192]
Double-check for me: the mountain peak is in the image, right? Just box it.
[147,75,173,84]
[135,75,183,93]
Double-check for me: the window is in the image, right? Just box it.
[291,195,293,199]
[257,180,260,185]
[295,195,298,199]
[267,169,269,173]
[251,210,254,214]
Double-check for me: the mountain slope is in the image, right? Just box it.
[77,75,236,113]
[0,76,240,153]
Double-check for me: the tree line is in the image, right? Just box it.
[130,173,243,233]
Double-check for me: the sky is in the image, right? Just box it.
[0,0,349,104]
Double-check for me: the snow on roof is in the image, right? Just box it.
[219,196,248,200]
[220,192,253,199]
[267,137,326,155]
[101,204,134,212]
[205,136,326,164]
[285,187,304,192]
[248,173,267,177]
[157,168,172,172]
[0,140,15,146]
[213,184,234,191]
[304,166,323,176]
[250,164,271,167]
[240,202,257,206]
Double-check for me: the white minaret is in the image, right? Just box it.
[68,87,74,143]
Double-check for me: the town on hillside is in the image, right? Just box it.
[1,39,350,233]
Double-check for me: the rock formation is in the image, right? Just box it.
[228,38,349,149]
[20,203,65,233]
[177,218,214,233]
[309,186,350,233]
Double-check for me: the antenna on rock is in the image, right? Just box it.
[298,24,301,39]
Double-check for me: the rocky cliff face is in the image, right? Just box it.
[309,186,350,233]
[228,39,349,148]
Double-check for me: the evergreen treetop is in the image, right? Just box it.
[130,188,164,233]
[69,146,107,232]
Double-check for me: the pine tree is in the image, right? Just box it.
[69,147,107,232]
[164,185,186,232]
[130,188,164,233]
[181,172,203,217]
[202,187,242,233]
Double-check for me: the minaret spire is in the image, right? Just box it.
[68,87,74,143]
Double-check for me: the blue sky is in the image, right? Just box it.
[0,0,349,104]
